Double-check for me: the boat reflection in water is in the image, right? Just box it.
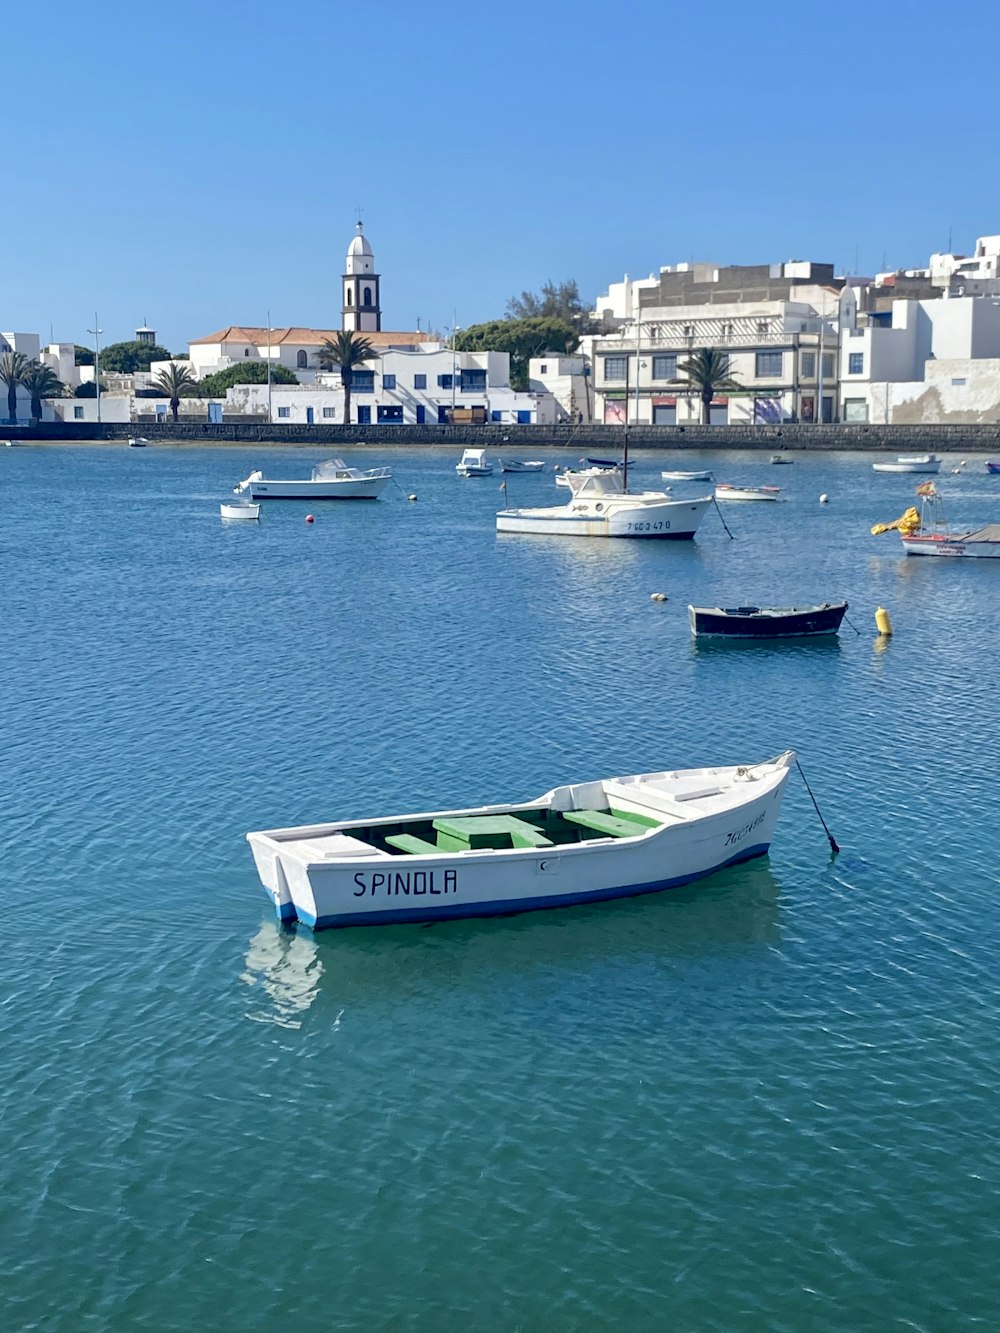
[242,924,324,1028]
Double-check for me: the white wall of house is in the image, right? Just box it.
[528,355,592,422]
[1,331,41,359]
[887,358,1000,423]
[46,395,132,423]
[42,343,82,388]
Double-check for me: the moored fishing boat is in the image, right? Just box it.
[688,601,848,638]
[871,482,1000,557]
[986,460,1000,474]
[497,467,706,538]
[246,752,796,929]
[661,469,713,481]
[456,448,493,476]
[714,484,782,502]
[235,458,391,499]
[220,501,260,520]
[872,455,940,474]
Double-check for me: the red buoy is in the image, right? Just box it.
[305,514,315,523]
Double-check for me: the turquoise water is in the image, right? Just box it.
[3,443,999,1332]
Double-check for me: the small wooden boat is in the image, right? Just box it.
[872,485,1000,556]
[986,461,1000,474]
[128,436,150,448]
[456,448,493,476]
[688,601,848,639]
[246,751,796,929]
[714,484,782,502]
[499,459,545,473]
[769,454,794,464]
[220,501,260,520]
[661,469,713,481]
[235,458,391,499]
[872,455,940,474]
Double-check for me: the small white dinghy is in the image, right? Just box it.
[662,469,713,481]
[499,458,545,473]
[220,501,260,520]
[715,484,782,502]
[246,751,796,929]
[872,455,941,474]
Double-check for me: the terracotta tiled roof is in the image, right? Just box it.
[189,326,432,348]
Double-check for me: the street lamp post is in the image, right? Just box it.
[87,314,103,423]
[450,319,459,418]
[266,309,272,427]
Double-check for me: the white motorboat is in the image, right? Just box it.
[220,501,260,521]
[497,467,705,538]
[714,484,782,502]
[246,751,796,929]
[499,458,545,473]
[234,458,391,500]
[661,469,713,481]
[872,455,941,474]
[456,448,493,476]
[128,436,150,447]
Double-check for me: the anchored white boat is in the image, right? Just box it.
[715,484,782,502]
[220,501,260,521]
[555,465,629,492]
[872,455,940,474]
[234,458,391,500]
[497,467,708,538]
[661,469,713,481]
[872,482,1000,556]
[246,751,796,929]
[499,458,545,473]
[128,436,150,448]
[456,448,493,476]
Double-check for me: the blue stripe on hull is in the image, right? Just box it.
[280,842,771,930]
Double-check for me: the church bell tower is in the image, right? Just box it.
[342,221,382,332]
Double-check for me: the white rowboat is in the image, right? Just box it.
[246,751,796,929]
[500,459,545,473]
[220,501,260,520]
[715,484,782,502]
[662,469,713,481]
[872,455,941,474]
[901,525,1000,557]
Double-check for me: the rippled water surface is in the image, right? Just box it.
[3,443,999,1331]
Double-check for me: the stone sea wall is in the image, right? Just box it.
[8,421,1000,451]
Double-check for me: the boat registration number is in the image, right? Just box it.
[625,520,670,532]
[725,811,765,847]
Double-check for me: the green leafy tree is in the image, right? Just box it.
[98,340,174,373]
[74,344,95,366]
[0,350,31,423]
[316,331,379,425]
[505,279,593,330]
[151,363,199,422]
[672,348,741,424]
[196,362,299,396]
[20,361,64,420]
[454,317,579,391]
[75,380,106,398]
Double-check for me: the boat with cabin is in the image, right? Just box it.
[234,458,392,500]
[872,455,941,474]
[456,448,493,476]
[714,484,782,502]
[688,601,848,639]
[246,751,796,929]
[497,466,707,538]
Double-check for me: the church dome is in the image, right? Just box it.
[347,222,373,259]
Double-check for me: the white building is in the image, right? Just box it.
[586,261,848,425]
[528,355,593,422]
[221,344,550,425]
[840,294,1000,423]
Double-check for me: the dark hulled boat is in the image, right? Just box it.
[688,601,848,639]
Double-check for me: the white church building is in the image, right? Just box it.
[183,223,553,425]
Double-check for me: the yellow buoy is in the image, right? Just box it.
[875,606,893,635]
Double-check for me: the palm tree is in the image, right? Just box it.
[0,350,31,424]
[152,363,199,422]
[672,348,741,425]
[20,361,65,421]
[315,331,378,425]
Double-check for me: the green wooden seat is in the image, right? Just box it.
[432,814,553,851]
[562,809,649,838]
[385,832,443,855]
[608,807,661,829]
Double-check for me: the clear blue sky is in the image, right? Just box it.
[4,0,997,354]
